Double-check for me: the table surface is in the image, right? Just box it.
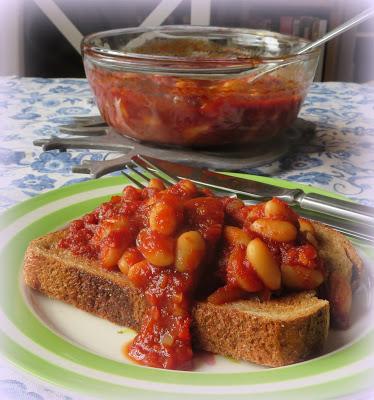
[0,77,373,400]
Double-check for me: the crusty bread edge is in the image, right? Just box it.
[313,221,364,290]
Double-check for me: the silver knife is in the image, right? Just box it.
[133,155,374,228]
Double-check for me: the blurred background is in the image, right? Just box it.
[0,0,373,82]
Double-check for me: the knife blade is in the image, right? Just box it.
[134,155,374,227]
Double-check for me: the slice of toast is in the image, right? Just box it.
[23,228,336,367]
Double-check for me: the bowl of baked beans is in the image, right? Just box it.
[82,25,319,148]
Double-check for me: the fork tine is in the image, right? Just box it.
[130,160,171,188]
[131,155,238,197]
[121,168,147,188]
[125,164,150,188]
[131,155,177,185]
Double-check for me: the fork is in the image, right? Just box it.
[121,160,176,188]
[122,158,240,199]
[121,156,374,244]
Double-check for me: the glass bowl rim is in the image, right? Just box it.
[81,24,319,73]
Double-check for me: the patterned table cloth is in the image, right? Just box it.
[0,77,373,399]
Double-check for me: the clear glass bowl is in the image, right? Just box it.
[82,25,319,148]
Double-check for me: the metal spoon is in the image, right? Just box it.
[251,7,374,81]
[298,7,374,55]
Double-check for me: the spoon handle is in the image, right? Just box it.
[298,7,374,54]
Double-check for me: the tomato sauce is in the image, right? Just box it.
[59,180,324,369]
[127,265,194,369]
[85,65,306,148]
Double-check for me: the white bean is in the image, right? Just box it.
[246,238,281,290]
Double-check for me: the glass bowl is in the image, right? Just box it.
[82,25,319,148]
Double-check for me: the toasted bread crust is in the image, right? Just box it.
[313,222,364,328]
[313,222,363,286]
[192,295,329,367]
[23,228,335,367]
[23,232,147,331]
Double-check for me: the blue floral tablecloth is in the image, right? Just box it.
[0,77,373,399]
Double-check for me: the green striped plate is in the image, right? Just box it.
[0,175,373,400]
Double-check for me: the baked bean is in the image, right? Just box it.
[264,198,299,224]
[93,216,130,244]
[149,201,178,235]
[179,179,197,194]
[223,226,252,247]
[251,219,297,242]
[298,218,318,246]
[96,217,132,269]
[141,187,160,200]
[100,234,129,270]
[175,231,205,272]
[281,264,324,290]
[148,178,166,191]
[227,245,264,292]
[127,260,151,288]
[231,206,251,226]
[265,198,286,218]
[246,203,265,223]
[225,198,245,214]
[207,285,246,305]
[298,218,315,234]
[118,247,143,275]
[122,185,142,201]
[137,228,175,267]
[246,238,281,290]
[284,244,318,269]
[110,195,122,204]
